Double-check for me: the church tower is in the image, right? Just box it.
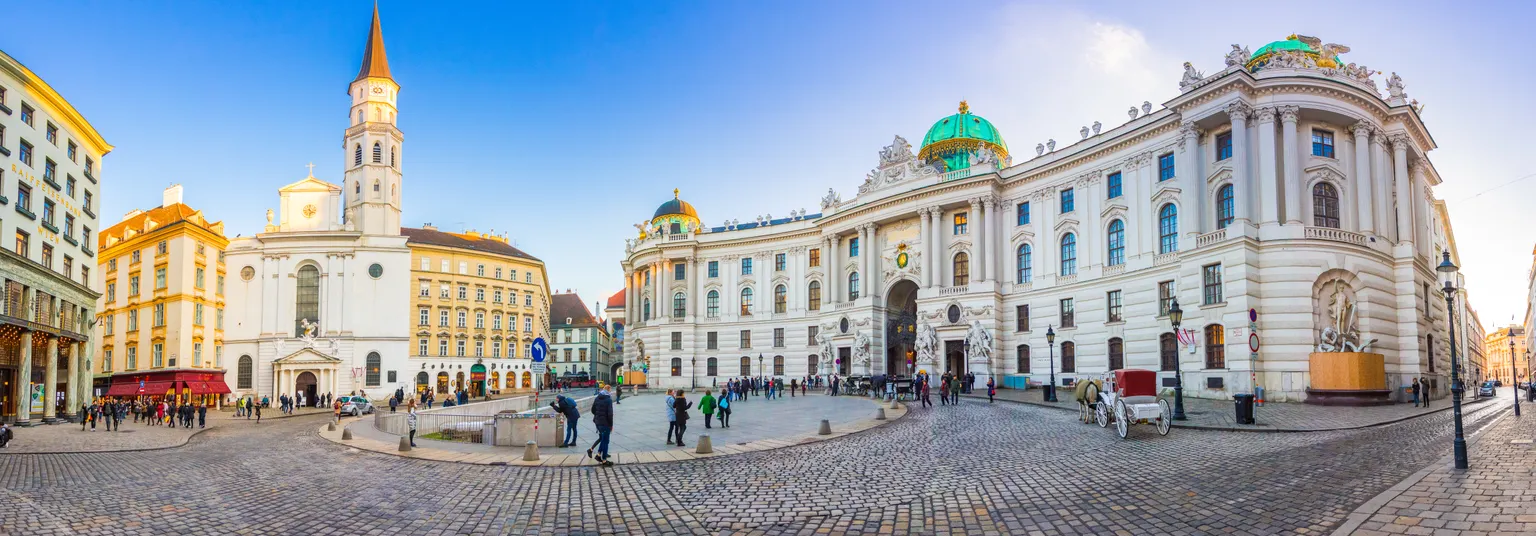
[343,4,403,236]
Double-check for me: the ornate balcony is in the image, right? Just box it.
[1057,274,1078,285]
[938,286,968,296]
[1196,228,1229,248]
[1153,252,1178,266]
[1305,226,1367,246]
[1102,264,1125,276]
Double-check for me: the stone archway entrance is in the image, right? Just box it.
[885,279,919,377]
[295,372,318,408]
[945,340,966,378]
[415,371,429,394]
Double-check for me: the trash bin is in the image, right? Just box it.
[1233,394,1256,425]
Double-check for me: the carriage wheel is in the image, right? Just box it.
[1156,399,1172,436]
[1113,399,1129,439]
[1094,401,1109,428]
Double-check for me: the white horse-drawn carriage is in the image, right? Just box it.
[1078,369,1172,439]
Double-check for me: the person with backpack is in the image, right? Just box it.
[552,393,580,447]
[699,390,717,429]
[717,389,731,428]
[589,385,614,466]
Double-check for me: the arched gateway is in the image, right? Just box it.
[885,279,919,377]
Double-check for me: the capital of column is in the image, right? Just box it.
[1350,119,1375,138]
[1278,105,1300,124]
[1390,133,1413,151]
[1253,106,1277,123]
[1225,100,1252,122]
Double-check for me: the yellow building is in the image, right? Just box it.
[403,225,549,397]
[1485,325,1528,386]
[95,185,230,404]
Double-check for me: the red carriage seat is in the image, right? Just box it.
[1115,369,1158,404]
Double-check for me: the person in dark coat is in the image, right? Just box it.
[589,386,615,465]
[197,403,208,428]
[552,394,580,447]
[672,392,692,447]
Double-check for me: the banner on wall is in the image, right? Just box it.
[29,383,44,414]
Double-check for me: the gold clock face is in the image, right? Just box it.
[303,204,317,219]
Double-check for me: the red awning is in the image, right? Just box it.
[105,382,140,396]
[138,381,174,395]
[185,382,232,395]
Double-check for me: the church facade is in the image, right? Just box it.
[621,36,1470,402]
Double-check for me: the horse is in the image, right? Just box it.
[1073,379,1104,424]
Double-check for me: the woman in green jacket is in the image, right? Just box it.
[699,390,717,429]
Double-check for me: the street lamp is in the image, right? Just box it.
[1511,337,1521,417]
[1437,251,1469,470]
[691,356,697,390]
[1045,325,1058,402]
[1168,298,1187,421]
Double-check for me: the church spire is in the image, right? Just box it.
[353,3,392,83]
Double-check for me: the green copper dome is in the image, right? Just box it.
[1246,34,1343,71]
[918,101,1008,172]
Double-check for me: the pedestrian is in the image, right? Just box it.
[939,375,950,406]
[254,400,262,423]
[197,403,207,428]
[1411,377,1421,407]
[114,401,125,431]
[590,385,614,466]
[949,374,961,405]
[790,379,797,398]
[717,389,731,428]
[1421,378,1430,408]
[244,397,252,420]
[0,423,11,448]
[664,389,677,445]
[553,393,580,448]
[987,377,996,403]
[699,390,716,429]
[921,377,933,408]
[80,401,91,431]
[673,391,692,447]
[406,406,419,447]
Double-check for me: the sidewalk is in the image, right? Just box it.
[962,386,1498,432]
[1335,408,1536,535]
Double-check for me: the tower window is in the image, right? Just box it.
[354,144,362,166]
[373,142,383,163]
[391,146,397,167]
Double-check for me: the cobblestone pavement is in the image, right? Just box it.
[964,386,1495,431]
[0,389,1513,535]
[1,416,209,453]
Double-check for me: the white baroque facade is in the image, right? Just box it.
[622,35,1468,402]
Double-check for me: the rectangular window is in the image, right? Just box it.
[741,258,753,275]
[83,191,92,214]
[16,183,31,213]
[1106,172,1122,198]
[494,267,502,278]
[195,267,206,289]
[20,103,34,126]
[674,263,685,281]
[103,348,113,372]
[128,310,138,331]
[18,140,32,167]
[216,274,225,295]
[419,308,429,325]
[106,282,116,303]
[525,294,532,307]
[1216,132,1233,161]
[1060,188,1074,213]
[953,212,968,235]
[475,311,485,329]
[492,341,501,358]
[671,332,682,350]
[457,340,466,357]
[42,198,55,226]
[458,285,467,300]
[494,290,502,303]
[808,248,821,267]
[1106,290,1123,323]
[1017,202,1030,225]
[1158,280,1175,316]
[525,272,532,283]
[155,267,166,289]
[807,326,818,346]
[156,240,167,255]
[457,311,467,328]
[1060,298,1075,328]
[439,339,448,356]
[419,283,429,297]
[1311,130,1335,158]
[418,338,428,356]
[476,288,485,301]
[740,329,751,349]
[66,175,75,198]
[773,328,784,348]
[420,257,429,270]
[154,344,164,368]
[194,303,205,326]
[153,303,165,327]
[1203,264,1224,305]
[439,310,449,327]
[493,314,502,330]
[707,332,718,350]
[850,237,860,257]
[775,253,786,272]
[1016,304,1029,332]
[476,264,485,277]
[441,259,449,272]
[126,346,137,370]
[708,261,719,278]
[525,317,532,332]
[129,274,140,296]
[1158,153,1175,181]
[45,123,57,144]
[41,243,52,270]
[459,262,467,274]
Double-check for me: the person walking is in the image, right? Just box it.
[665,390,678,445]
[197,403,207,428]
[949,374,961,405]
[406,406,419,447]
[1411,377,1422,407]
[987,377,996,403]
[590,385,614,466]
[1421,378,1431,408]
[699,390,716,429]
[921,377,933,408]
[80,401,91,431]
[254,400,263,423]
[672,391,692,447]
[717,390,731,428]
[939,375,950,406]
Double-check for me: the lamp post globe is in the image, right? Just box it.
[1045,325,1058,402]
[1436,251,1469,469]
[1168,298,1187,420]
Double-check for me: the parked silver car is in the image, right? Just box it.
[339,396,374,416]
[1477,381,1497,398]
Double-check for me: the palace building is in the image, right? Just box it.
[1,48,110,424]
[95,185,231,405]
[621,36,1472,402]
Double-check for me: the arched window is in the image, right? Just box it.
[1158,204,1179,254]
[672,292,686,318]
[808,354,819,375]
[372,142,383,163]
[354,182,361,195]
[1016,344,1030,374]
[1061,341,1076,373]
[1313,182,1341,228]
[373,179,380,192]
[807,281,822,311]
[773,355,785,376]
[1060,233,1077,276]
[953,252,970,286]
[237,355,253,389]
[391,146,397,168]
[1216,184,1235,229]
[670,358,682,377]
[740,356,751,376]
[774,285,787,314]
[706,290,720,318]
[1106,220,1125,266]
[365,352,381,386]
[1017,244,1032,283]
[706,357,718,376]
[294,265,320,336]
[354,144,363,166]
[1205,324,1226,369]
[642,298,651,321]
[1108,338,1124,370]
[1159,333,1177,371]
[740,288,754,315]
[848,272,861,300]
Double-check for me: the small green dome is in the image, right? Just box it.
[649,189,701,234]
[918,101,1009,171]
[1246,34,1342,71]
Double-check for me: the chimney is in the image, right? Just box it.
[422,222,437,231]
[162,184,184,207]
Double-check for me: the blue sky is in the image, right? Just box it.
[5,1,1533,330]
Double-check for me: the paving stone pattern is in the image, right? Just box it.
[0,389,1512,535]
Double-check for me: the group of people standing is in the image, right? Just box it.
[78,398,209,431]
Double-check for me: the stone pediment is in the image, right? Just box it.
[1151,185,1182,207]
[278,176,342,193]
[1100,203,1128,222]
[273,348,343,364]
[1054,216,1080,232]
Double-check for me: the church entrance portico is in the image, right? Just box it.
[295,372,318,408]
[272,348,342,407]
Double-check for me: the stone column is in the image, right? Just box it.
[652,261,662,321]
[1039,192,1055,277]
[1177,122,1204,247]
[1414,160,1433,259]
[1081,176,1100,265]
[1351,121,1376,234]
[1279,107,1303,224]
[1254,107,1280,226]
[1391,134,1414,249]
[859,226,871,299]
[976,199,990,282]
[929,207,942,287]
[43,336,58,421]
[1226,101,1253,227]
[919,209,932,288]
[828,237,840,305]
[15,331,32,424]
[966,199,982,283]
[1372,129,1394,240]
[64,341,78,418]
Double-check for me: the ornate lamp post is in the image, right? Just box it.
[1511,337,1521,417]
[1045,325,1058,402]
[1437,251,1469,469]
[1169,298,1187,421]
[691,356,697,390]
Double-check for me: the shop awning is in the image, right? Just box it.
[105,382,140,396]
[186,381,232,395]
[138,381,174,395]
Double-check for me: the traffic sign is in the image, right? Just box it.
[530,337,548,363]
[1249,332,1261,353]
[1249,308,1258,322]
[531,362,547,375]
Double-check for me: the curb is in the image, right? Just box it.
[319,399,908,467]
[1329,406,1512,535]
[960,391,1493,433]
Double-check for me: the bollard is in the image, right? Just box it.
[523,440,540,462]
[818,419,832,435]
[341,428,353,440]
[327,422,336,432]
[889,400,902,410]
[876,408,887,421]
[398,436,412,452]
[696,434,713,454]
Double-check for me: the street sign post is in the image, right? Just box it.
[1249,308,1261,405]
[530,337,548,441]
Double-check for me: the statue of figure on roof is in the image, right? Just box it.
[1224,44,1251,69]
[1387,72,1407,101]
[1179,62,1204,90]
